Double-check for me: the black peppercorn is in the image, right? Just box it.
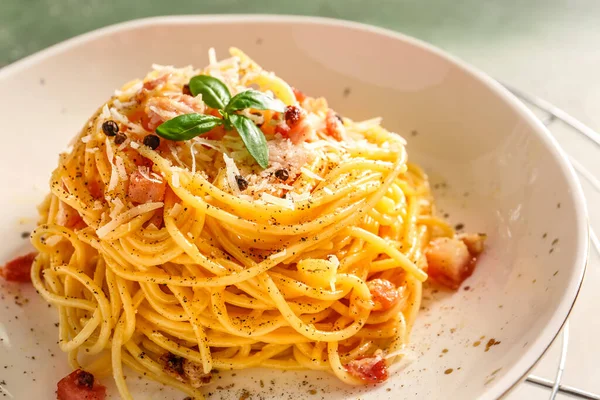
[274,168,289,181]
[114,132,127,145]
[143,134,160,150]
[75,370,94,389]
[101,120,119,137]
[235,175,249,191]
[183,84,191,96]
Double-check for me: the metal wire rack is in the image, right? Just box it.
[505,86,600,400]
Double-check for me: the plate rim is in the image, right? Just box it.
[0,14,590,400]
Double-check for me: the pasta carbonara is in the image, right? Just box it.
[26,48,485,399]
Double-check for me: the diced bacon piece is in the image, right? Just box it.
[146,213,164,229]
[86,180,104,199]
[425,235,485,290]
[57,201,84,229]
[144,96,202,132]
[275,109,317,144]
[274,122,290,136]
[179,94,201,109]
[56,369,106,400]
[126,108,153,132]
[325,109,346,141]
[1,252,37,283]
[142,73,171,91]
[288,121,318,144]
[367,279,399,311]
[459,233,486,256]
[141,113,153,132]
[128,170,166,204]
[275,105,315,144]
[144,103,168,132]
[122,148,153,168]
[292,87,307,103]
[345,354,388,384]
[203,125,226,141]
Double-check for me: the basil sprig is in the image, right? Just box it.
[229,114,269,169]
[155,114,223,141]
[156,75,285,168]
[188,75,231,110]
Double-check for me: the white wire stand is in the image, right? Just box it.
[504,86,600,400]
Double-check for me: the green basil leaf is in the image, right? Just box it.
[156,114,223,141]
[229,114,269,169]
[188,75,231,110]
[225,90,286,114]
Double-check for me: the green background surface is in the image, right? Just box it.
[1,0,598,66]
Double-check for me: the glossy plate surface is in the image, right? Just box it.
[0,15,588,400]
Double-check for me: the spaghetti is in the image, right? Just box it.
[28,48,484,399]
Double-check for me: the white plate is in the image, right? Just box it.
[0,15,588,400]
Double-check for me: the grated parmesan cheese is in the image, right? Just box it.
[300,167,324,181]
[115,156,128,181]
[109,197,125,219]
[105,138,119,191]
[85,148,99,154]
[194,152,212,162]
[223,153,241,195]
[290,192,310,202]
[261,193,295,210]
[168,203,183,218]
[117,138,130,151]
[102,104,110,119]
[274,183,295,191]
[305,113,326,133]
[193,137,226,153]
[171,170,180,188]
[138,166,162,184]
[130,142,140,149]
[96,202,164,239]
[269,248,287,260]
[240,109,265,126]
[190,143,197,175]
[81,134,93,143]
[114,80,143,98]
[168,143,185,168]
